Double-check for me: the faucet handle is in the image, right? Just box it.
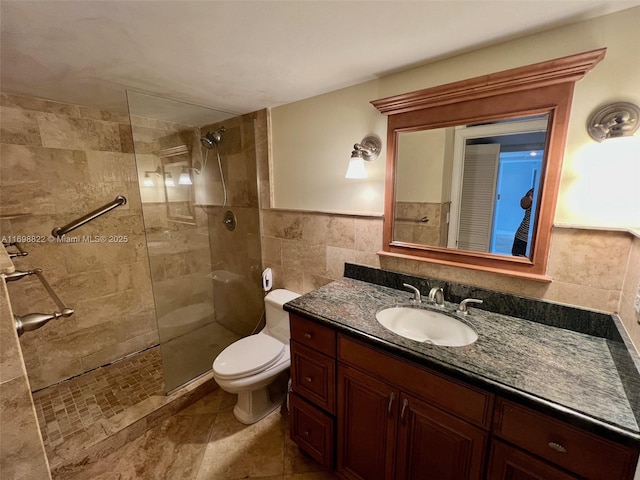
[402,283,422,303]
[457,298,483,314]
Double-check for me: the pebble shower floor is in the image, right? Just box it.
[32,347,164,450]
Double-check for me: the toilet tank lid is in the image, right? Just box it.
[265,289,301,307]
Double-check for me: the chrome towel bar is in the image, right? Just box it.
[4,268,74,336]
[2,241,29,258]
[52,195,126,237]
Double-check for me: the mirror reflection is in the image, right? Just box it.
[161,148,197,225]
[393,114,547,259]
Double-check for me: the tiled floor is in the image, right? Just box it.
[32,347,164,450]
[59,388,339,480]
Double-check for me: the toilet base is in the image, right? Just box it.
[230,371,289,425]
[233,388,284,424]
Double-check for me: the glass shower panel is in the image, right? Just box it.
[127,91,264,392]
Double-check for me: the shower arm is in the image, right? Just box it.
[4,268,74,336]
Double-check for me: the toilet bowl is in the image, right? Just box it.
[212,288,300,424]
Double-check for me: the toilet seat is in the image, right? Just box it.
[213,334,285,380]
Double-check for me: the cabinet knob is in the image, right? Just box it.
[303,431,310,437]
[304,333,312,339]
[548,442,567,453]
[305,376,312,383]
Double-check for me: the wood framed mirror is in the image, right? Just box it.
[372,49,606,281]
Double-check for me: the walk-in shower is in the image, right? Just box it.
[127,91,264,393]
[2,89,266,477]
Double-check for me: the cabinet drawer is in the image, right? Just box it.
[291,340,336,413]
[290,314,336,357]
[289,393,334,469]
[487,440,580,480]
[493,398,637,480]
[338,335,493,429]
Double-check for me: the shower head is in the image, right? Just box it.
[201,127,225,149]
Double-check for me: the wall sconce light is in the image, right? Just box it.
[178,167,193,185]
[587,101,639,142]
[142,167,163,187]
[142,172,155,187]
[164,172,175,187]
[345,135,382,179]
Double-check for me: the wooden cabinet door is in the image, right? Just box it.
[395,392,488,480]
[487,440,580,480]
[337,365,399,480]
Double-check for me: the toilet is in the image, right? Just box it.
[212,288,301,424]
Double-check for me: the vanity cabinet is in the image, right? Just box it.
[337,335,490,480]
[491,398,638,480]
[289,314,337,468]
[288,314,639,480]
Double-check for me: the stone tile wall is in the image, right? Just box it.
[383,227,633,315]
[0,93,157,390]
[394,201,449,246]
[200,113,264,337]
[261,209,383,294]
[619,234,640,348]
[1,249,51,480]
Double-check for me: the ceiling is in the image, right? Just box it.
[2,0,639,120]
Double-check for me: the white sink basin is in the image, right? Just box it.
[376,307,478,347]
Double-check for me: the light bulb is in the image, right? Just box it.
[142,173,155,187]
[345,157,367,179]
[178,170,192,185]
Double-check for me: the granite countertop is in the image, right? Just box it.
[285,277,640,444]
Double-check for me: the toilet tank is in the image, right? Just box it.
[264,289,301,344]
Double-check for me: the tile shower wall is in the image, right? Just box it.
[0,93,157,390]
[201,113,264,337]
[129,114,214,324]
[1,251,51,480]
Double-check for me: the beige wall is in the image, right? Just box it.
[270,7,640,229]
[0,93,157,390]
[265,8,640,352]
[396,129,450,203]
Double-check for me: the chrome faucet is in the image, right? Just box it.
[457,298,483,314]
[402,283,422,303]
[428,287,445,307]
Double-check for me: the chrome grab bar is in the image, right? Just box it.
[3,268,74,336]
[52,195,126,237]
[395,216,430,223]
[2,242,28,258]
